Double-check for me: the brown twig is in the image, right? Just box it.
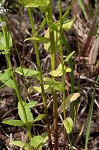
[81,10,97,56]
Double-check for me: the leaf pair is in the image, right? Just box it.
[10,134,48,150]
[2,100,46,128]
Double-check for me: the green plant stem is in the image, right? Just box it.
[27,8,53,150]
[47,1,58,149]
[85,76,99,150]
[68,135,73,150]
[61,33,75,120]
[62,0,76,20]
[2,25,33,148]
[59,0,66,149]
[14,42,28,102]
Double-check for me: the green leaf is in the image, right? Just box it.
[18,0,49,8]
[27,101,38,108]
[18,101,34,123]
[58,93,80,115]
[64,51,75,62]
[34,114,46,123]
[62,19,75,30]
[2,120,24,127]
[63,117,73,134]
[0,31,12,50]
[49,69,62,77]
[44,28,60,52]
[49,64,63,77]
[28,85,49,93]
[5,79,15,89]
[0,69,11,83]
[10,141,30,150]
[78,0,87,19]
[37,18,47,33]
[15,67,39,78]
[31,136,43,148]
[25,36,50,43]
[44,77,63,92]
[42,133,48,143]
[47,21,59,32]
[49,64,71,77]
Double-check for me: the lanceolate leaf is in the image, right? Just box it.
[18,101,34,123]
[34,114,46,123]
[2,120,24,127]
[64,51,75,62]
[5,79,15,89]
[0,69,11,83]
[10,141,30,150]
[25,36,50,43]
[15,67,39,78]
[78,0,87,19]
[37,18,47,33]
[63,117,73,134]
[27,101,38,108]
[58,93,80,115]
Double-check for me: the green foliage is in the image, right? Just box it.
[28,77,63,93]
[43,77,63,91]
[27,100,38,108]
[10,134,48,150]
[33,114,46,123]
[0,69,11,82]
[0,31,12,52]
[47,21,59,32]
[18,0,49,13]
[31,135,48,149]
[15,67,39,78]
[3,100,45,129]
[49,63,72,77]
[2,120,25,127]
[38,18,47,34]
[78,0,87,19]
[18,101,34,123]
[44,28,60,51]
[63,117,73,134]
[18,0,49,8]
[0,69,15,89]
[4,79,16,89]
[62,18,75,30]
[28,85,49,93]
[64,51,75,62]
[10,141,30,150]
[25,36,50,43]
[85,77,99,149]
